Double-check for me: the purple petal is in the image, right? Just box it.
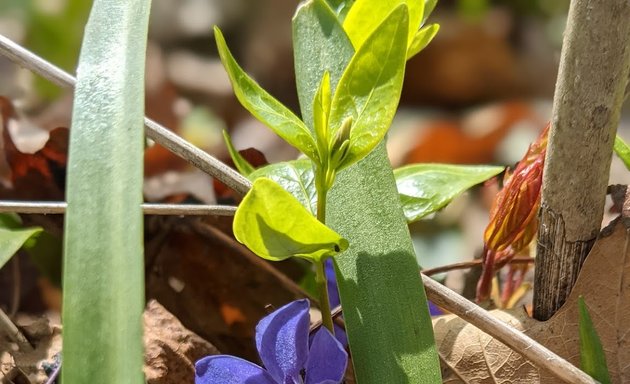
[195,356,276,384]
[325,259,341,308]
[304,328,348,384]
[256,299,310,383]
[428,301,443,316]
[333,324,347,347]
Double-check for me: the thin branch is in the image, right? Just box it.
[9,257,20,317]
[0,307,32,351]
[422,257,534,277]
[421,274,595,384]
[0,201,236,216]
[0,34,252,197]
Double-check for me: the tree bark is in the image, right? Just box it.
[533,0,630,321]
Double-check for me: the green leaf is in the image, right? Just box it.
[343,0,421,53]
[233,178,347,262]
[329,5,409,170]
[62,1,150,383]
[0,216,42,271]
[249,159,317,215]
[0,213,21,229]
[222,130,255,176]
[407,24,440,59]
[293,0,354,128]
[313,72,332,160]
[614,134,630,170]
[424,0,438,24]
[24,231,62,287]
[578,296,611,384]
[395,164,504,222]
[293,2,441,382]
[214,27,318,162]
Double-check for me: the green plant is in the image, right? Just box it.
[61,0,151,382]
[216,0,501,382]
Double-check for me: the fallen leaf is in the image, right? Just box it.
[0,96,67,201]
[145,216,308,362]
[434,202,630,383]
[143,299,219,384]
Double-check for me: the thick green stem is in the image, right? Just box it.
[314,164,334,334]
[315,258,334,333]
[316,176,327,223]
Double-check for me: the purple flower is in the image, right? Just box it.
[195,299,348,384]
[325,260,347,347]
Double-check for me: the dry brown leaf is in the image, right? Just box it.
[434,214,630,383]
[143,300,219,384]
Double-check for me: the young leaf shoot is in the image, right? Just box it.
[233,178,348,263]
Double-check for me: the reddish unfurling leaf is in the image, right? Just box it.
[476,124,549,303]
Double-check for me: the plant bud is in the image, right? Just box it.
[332,116,353,151]
[476,124,549,302]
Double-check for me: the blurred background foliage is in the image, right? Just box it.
[1,0,91,99]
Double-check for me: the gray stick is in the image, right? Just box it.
[0,34,252,197]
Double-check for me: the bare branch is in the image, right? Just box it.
[0,34,252,197]
[0,201,236,216]
[0,307,32,352]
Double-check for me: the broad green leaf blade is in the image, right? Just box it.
[330,145,442,383]
[233,178,347,262]
[294,2,441,382]
[406,24,440,59]
[214,27,318,162]
[0,224,42,270]
[62,1,150,383]
[578,296,611,384]
[330,5,409,170]
[395,164,503,222]
[614,134,630,170]
[249,159,317,215]
[343,0,421,52]
[223,130,255,176]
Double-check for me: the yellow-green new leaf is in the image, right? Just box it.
[0,214,42,270]
[234,178,348,263]
[343,0,421,52]
[215,27,318,162]
[313,72,332,161]
[249,159,317,215]
[329,5,409,171]
[614,135,630,170]
[223,130,255,176]
[395,163,503,222]
[407,24,440,59]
